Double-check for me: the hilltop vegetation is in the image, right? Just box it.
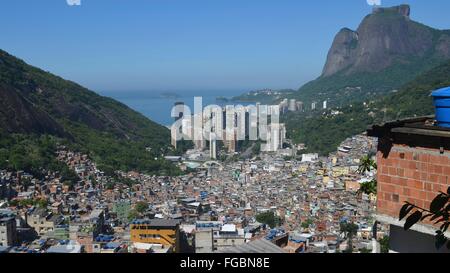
[0,49,181,176]
[290,54,445,107]
[283,5,450,155]
[286,59,450,155]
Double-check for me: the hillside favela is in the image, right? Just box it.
[1,0,450,260]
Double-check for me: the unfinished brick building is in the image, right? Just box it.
[368,116,450,253]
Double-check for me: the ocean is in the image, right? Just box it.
[101,90,252,126]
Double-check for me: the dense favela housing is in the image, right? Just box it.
[0,133,385,253]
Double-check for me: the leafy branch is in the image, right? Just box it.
[357,155,378,195]
[399,186,450,250]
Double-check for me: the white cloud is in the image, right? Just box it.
[67,0,81,6]
[367,0,381,6]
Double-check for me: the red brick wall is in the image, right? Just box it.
[377,144,450,219]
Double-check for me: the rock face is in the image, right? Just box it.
[0,83,66,136]
[372,4,411,17]
[321,28,359,77]
[322,5,450,77]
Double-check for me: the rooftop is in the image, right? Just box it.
[131,219,181,228]
[368,116,450,139]
[216,238,286,254]
[367,116,450,151]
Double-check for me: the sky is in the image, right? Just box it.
[1,0,450,94]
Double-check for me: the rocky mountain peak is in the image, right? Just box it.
[372,4,410,18]
[321,5,449,78]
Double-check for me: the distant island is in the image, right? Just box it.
[216,96,230,103]
[160,92,181,99]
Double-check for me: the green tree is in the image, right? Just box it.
[301,218,314,229]
[379,236,390,253]
[360,248,371,253]
[36,198,49,209]
[135,201,148,214]
[358,155,377,175]
[256,211,281,229]
[105,181,115,190]
[128,209,140,221]
[340,222,359,253]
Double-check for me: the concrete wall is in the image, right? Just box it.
[195,230,213,253]
[0,219,17,246]
[389,225,450,253]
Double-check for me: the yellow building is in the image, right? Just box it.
[298,165,308,173]
[345,180,361,192]
[316,169,324,176]
[130,219,181,252]
[332,166,350,177]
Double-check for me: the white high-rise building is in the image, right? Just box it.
[224,106,236,153]
[279,99,289,113]
[261,123,285,152]
[311,102,317,110]
[288,99,297,112]
[296,101,304,112]
[192,112,205,150]
[280,124,286,146]
[323,100,327,109]
[210,133,217,160]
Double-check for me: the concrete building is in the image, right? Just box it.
[27,209,64,236]
[279,99,289,113]
[288,99,297,112]
[296,101,304,112]
[195,231,214,253]
[209,133,217,160]
[194,221,245,253]
[130,219,182,252]
[217,238,286,253]
[89,209,105,238]
[261,124,285,153]
[368,116,450,253]
[171,102,186,149]
[0,210,17,247]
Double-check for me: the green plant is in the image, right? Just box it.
[134,201,148,214]
[357,155,378,195]
[256,211,281,229]
[378,236,390,253]
[301,218,314,229]
[340,222,359,253]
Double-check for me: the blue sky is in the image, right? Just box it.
[1,0,450,93]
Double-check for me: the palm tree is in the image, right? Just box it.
[357,155,377,175]
[357,154,378,196]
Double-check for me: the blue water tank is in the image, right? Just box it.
[432,87,450,128]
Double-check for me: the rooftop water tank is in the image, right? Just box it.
[432,86,450,128]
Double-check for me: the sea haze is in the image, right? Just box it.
[101,90,253,126]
